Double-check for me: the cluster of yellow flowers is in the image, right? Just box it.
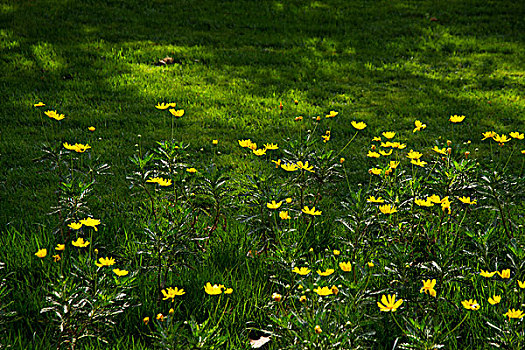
[35,102,96,147]
[238,139,279,156]
[155,102,184,118]
[482,130,524,149]
[34,222,130,277]
[68,217,101,231]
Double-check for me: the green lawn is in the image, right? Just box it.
[1,0,525,348]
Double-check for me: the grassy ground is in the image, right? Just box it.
[1,0,525,348]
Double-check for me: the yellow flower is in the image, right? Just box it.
[186,168,197,173]
[504,309,524,319]
[406,149,423,160]
[394,143,407,149]
[339,262,352,272]
[285,197,292,204]
[147,177,172,186]
[510,132,524,140]
[212,139,218,145]
[281,163,299,172]
[493,134,511,145]
[411,159,427,167]
[389,161,400,169]
[415,198,433,207]
[302,206,322,216]
[432,146,447,155]
[88,126,96,132]
[279,211,291,220]
[238,139,254,148]
[480,269,497,278]
[369,168,382,175]
[296,161,315,173]
[351,121,367,130]
[321,134,330,142]
[314,325,322,334]
[156,313,164,321]
[169,308,174,315]
[95,257,116,267]
[367,151,380,158]
[377,294,403,312]
[325,111,338,118]
[155,102,171,110]
[35,249,47,258]
[264,143,278,150]
[224,288,233,294]
[420,279,437,297]
[379,149,393,156]
[317,269,335,276]
[522,150,525,154]
[113,269,129,277]
[368,262,375,267]
[379,204,397,214]
[68,222,82,230]
[340,157,345,163]
[462,299,480,310]
[74,143,91,153]
[253,148,267,156]
[372,136,382,142]
[367,196,385,203]
[272,293,282,302]
[331,285,339,295]
[440,197,451,214]
[168,109,184,117]
[333,250,340,256]
[314,286,333,296]
[143,317,150,325]
[292,267,311,275]
[518,281,525,289]
[55,244,65,251]
[204,283,224,295]
[382,131,395,139]
[428,195,441,204]
[63,142,79,151]
[80,217,101,231]
[488,295,501,305]
[53,254,61,262]
[449,115,466,123]
[300,295,307,303]
[266,200,283,209]
[162,287,185,301]
[271,159,281,168]
[72,237,90,247]
[34,102,45,107]
[458,196,476,205]
[294,116,303,121]
[497,269,511,279]
[482,131,496,140]
[413,120,426,133]
[44,110,65,121]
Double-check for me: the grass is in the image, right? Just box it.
[1,0,525,348]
